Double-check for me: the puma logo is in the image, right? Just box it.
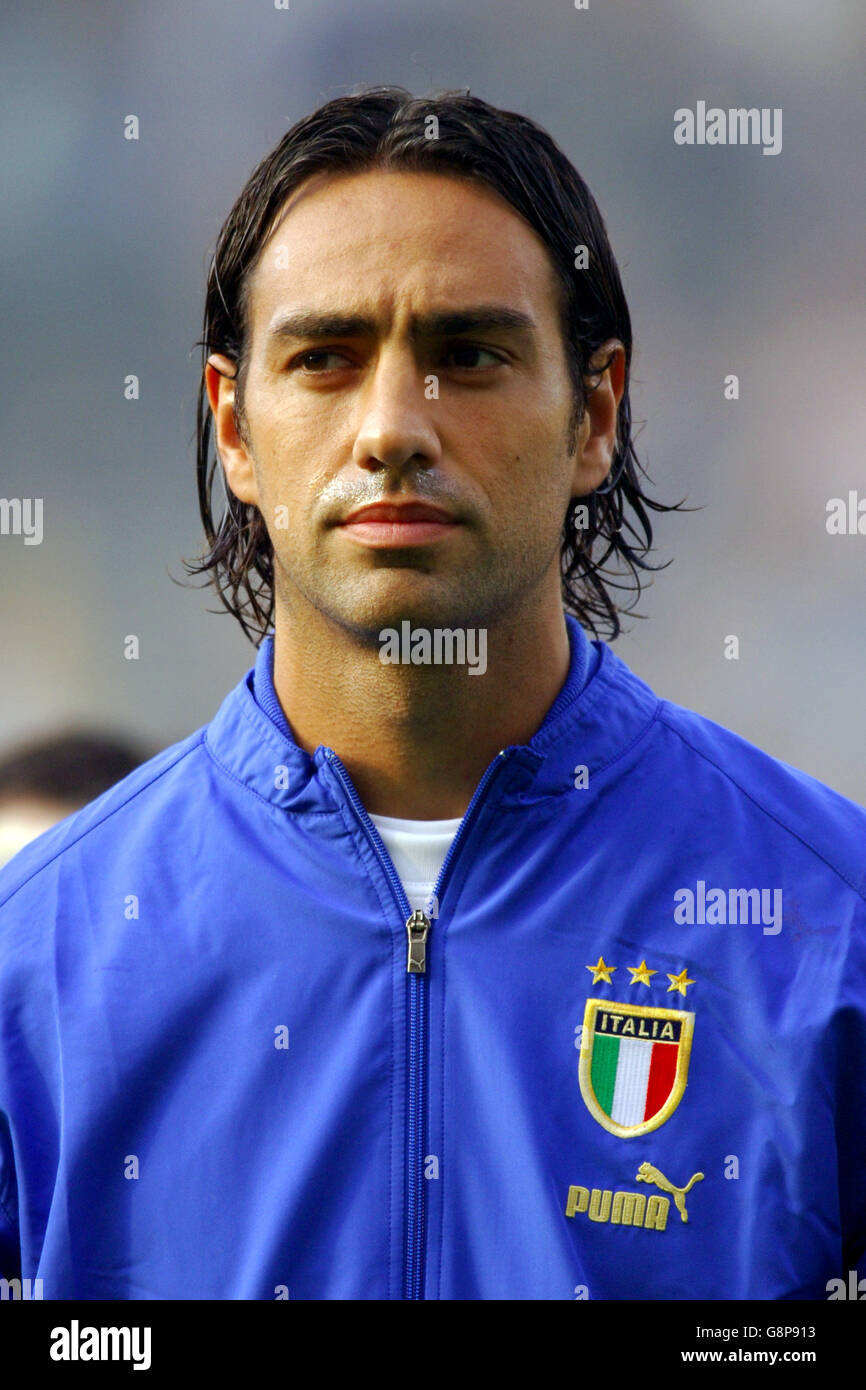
[635,1162,704,1223]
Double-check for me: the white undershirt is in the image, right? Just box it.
[368,813,463,913]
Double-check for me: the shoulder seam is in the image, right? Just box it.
[658,706,866,901]
[0,735,206,912]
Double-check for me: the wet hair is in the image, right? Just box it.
[188,85,683,643]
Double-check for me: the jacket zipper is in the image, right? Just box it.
[324,745,514,1300]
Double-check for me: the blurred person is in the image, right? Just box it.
[0,88,864,1302]
[0,731,147,869]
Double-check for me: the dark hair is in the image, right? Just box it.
[188,85,683,643]
[0,731,147,807]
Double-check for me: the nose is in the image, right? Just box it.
[351,346,441,475]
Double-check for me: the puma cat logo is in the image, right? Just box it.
[636,1162,704,1222]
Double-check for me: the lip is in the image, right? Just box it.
[341,501,457,525]
[337,500,460,549]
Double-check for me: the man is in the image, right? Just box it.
[0,87,864,1302]
[0,731,146,869]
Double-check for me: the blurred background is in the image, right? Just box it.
[1,0,864,816]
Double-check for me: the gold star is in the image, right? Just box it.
[628,959,657,987]
[586,955,616,984]
[666,968,695,997]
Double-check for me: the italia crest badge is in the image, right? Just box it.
[579,999,695,1138]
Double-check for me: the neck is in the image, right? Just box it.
[271,590,571,819]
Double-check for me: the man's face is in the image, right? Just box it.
[207,168,621,641]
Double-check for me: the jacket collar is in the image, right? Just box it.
[204,616,660,811]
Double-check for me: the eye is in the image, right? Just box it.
[291,349,353,372]
[442,343,504,369]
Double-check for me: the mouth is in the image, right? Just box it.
[337,500,461,548]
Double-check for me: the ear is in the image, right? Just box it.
[570,340,626,498]
[205,353,260,506]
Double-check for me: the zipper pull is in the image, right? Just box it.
[406,910,432,974]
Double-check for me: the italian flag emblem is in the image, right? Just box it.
[579,999,695,1137]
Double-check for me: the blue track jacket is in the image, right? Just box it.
[0,617,864,1300]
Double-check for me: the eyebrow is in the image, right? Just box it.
[265,305,537,344]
